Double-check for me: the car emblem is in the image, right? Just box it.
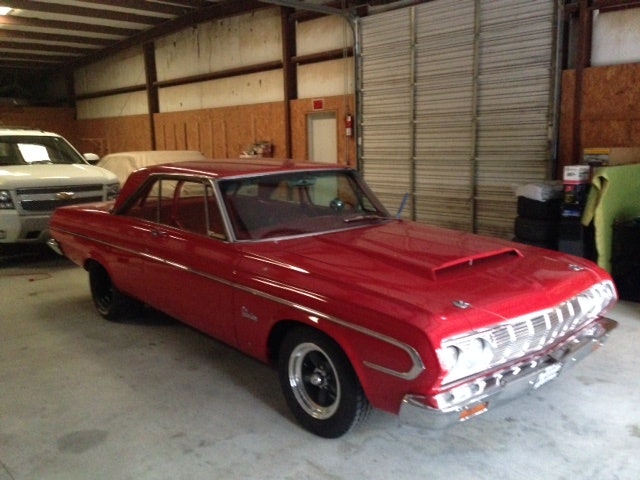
[55,191,76,200]
[452,300,471,309]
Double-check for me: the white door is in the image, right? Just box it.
[307,112,337,163]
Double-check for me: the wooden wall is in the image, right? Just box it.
[0,106,79,146]
[559,62,640,172]
[154,102,287,159]
[2,94,357,167]
[76,114,153,157]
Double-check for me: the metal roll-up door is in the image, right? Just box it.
[359,0,556,238]
[475,0,555,237]
[414,0,475,231]
[360,8,413,216]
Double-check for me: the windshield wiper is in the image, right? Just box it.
[343,213,387,223]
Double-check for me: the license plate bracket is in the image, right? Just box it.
[532,362,562,389]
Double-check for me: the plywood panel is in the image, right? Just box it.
[582,120,632,146]
[582,63,640,118]
[0,107,78,145]
[559,63,640,173]
[76,115,152,156]
[153,101,287,159]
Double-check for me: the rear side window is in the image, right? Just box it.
[120,176,227,240]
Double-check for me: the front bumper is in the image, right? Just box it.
[0,210,51,243]
[398,316,618,429]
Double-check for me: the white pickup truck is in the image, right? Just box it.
[0,127,119,244]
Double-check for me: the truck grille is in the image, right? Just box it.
[17,185,104,212]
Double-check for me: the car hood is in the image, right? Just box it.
[0,164,118,188]
[241,220,608,337]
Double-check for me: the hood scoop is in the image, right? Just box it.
[430,247,522,280]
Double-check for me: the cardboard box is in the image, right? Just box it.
[562,165,590,218]
[563,165,590,182]
[584,147,640,166]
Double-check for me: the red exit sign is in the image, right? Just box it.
[312,98,324,110]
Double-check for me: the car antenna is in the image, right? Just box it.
[396,193,410,219]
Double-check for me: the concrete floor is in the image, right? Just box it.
[1,246,639,480]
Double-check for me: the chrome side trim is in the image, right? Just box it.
[238,278,426,380]
[53,227,426,381]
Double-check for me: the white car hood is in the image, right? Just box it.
[0,164,118,189]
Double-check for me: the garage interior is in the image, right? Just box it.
[1,1,639,479]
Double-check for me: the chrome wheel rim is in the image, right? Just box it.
[288,342,340,419]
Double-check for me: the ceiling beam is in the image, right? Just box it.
[0,13,139,37]
[0,29,113,47]
[0,0,171,25]
[75,0,194,16]
[0,41,97,55]
[0,51,78,63]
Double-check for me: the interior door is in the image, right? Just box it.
[307,111,338,163]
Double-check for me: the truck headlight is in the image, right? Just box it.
[106,182,120,200]
[0,190,15,209]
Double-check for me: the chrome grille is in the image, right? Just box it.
[17,185,104,212]
[440,281,617,386]
[488,296,587,364]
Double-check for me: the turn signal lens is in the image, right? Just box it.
[459,402,488,422]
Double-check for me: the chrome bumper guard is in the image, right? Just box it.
[46,237,64,256]
[398,316,618,430]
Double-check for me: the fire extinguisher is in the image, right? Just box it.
[345,114,353,137]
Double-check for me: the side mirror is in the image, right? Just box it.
[83,153,100,165]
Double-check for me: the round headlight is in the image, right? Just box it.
[459,337,491,370]
[468,338,486,357]
[440,345,460,371]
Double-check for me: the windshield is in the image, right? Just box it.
[0,135,86,166]
[219,169,391,241]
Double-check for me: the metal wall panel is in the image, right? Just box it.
[414,0,475,231]
[475,0,555,237]
[360,9,413,215]
[360,0,556,237]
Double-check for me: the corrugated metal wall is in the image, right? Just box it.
[360,0,556,238]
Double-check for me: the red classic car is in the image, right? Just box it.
[48,159,618,438]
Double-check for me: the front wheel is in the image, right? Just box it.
[278,327,371,438]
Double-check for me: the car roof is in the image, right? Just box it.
[134,158,346,179]
[0,127,61,137]
[115,158,349,206]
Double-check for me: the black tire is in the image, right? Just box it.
[88,262,138,321]
[278,327,371,438]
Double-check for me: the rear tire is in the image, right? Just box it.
[278,327,371,438]
[88,262,137,321]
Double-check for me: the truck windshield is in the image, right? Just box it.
[0,136,85,166]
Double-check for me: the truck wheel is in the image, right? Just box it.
[88,262,136,321]
[278,327,371,438]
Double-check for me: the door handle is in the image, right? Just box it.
[150,229,168,238]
